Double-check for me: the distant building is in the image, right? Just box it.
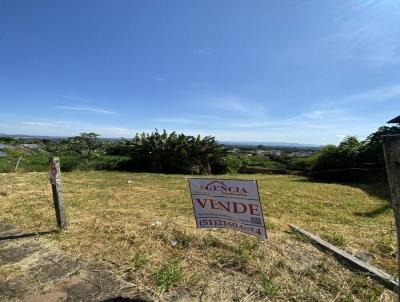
[22,144,39,149]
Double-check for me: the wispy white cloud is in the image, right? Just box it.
[227,122,271,128]
[282,2,400,67]
[196,47,214,55]
[12,120,137,137]
[20,121,72,128]
[303,109,344,119]
[97,126,138,137]
[155,77,165,81]
[198,95,266,117]
[53,94,93,103]
[336,83,400,105]
[189,114,220,120]
[152,115,222,125]
[152,118,197,124]
[55,106,117,115]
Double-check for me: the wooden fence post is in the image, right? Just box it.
[382,134,400,302]
[49,157,67,229]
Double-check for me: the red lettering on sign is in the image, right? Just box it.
[248,204,260,216]
[194,198,261,216]
[195,198,207,208]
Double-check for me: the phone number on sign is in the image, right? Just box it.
[198,218,263,236]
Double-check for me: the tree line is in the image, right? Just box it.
[290,125,400,182]
[1,125,399,182]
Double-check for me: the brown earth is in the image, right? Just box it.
[0,222,150,302]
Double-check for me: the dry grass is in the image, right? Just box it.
[0,171,397,301]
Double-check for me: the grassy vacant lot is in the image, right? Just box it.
[0,171,397,301]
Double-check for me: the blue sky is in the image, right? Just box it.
[1,0,399,144]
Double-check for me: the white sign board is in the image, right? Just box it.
[189,178,267,239]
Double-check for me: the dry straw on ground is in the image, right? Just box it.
[0,171,397,301]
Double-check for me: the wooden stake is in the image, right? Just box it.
[13,156,22,173]
[49,157,67,229]
[382,134,400,301]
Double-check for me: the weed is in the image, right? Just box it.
[151,260,182,291]
[172,229,193,249]
[203,233,221,248]
[187,271,204,286]
[232,245,252,264]
[350,273,384,301]
[377,231,395,255]
[216,245,253,270]
[130,252,148,271]
[323,233,346,246]
[345,293,354,302]
[290,230,310,243]
[273,259,286,269]
[260,273,278,297]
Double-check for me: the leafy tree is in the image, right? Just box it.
[67,133,102,159]
[358,125,400,164]
[104,138,133,156]
[128,130,226,174]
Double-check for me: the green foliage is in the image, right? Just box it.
[323,233,346,246]
[312,136,361,171]
[289,155,318,171]
[290,127,400,182]
[130,252,148,271]
[224,155,244,173]
[58,155,82,171]
[151,260,182,291]
[0,136,18,144]
[224,154,282,173]
[0,157,13,172]
[19,155,48,172]
[0,155,48,172]
[104,139,133,156]
[358,125,400,164]
[129,130,227,174]
[244,155,283,169]
[260,273,278,297]
[44,132,104,158]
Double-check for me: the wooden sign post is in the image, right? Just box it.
[49,157,67,229]
[382,134,400,301]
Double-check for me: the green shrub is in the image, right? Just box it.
[92,155,131,171]
[289,155,317,171]
[225,155,244,173]
[59,155,81,172]
[19,155,48,172]
[0,157,13,172]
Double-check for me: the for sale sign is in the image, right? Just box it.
[188,179,267,239]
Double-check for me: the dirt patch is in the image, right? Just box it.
[0,242,42,265]
[0,222,136,302]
